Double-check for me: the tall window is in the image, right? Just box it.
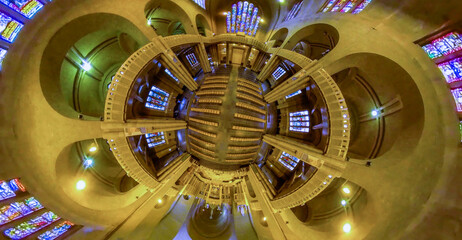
[272,67,286,80]
[420,31,462,113]
[186,53,200,68]
[0,47,6,70]
[321,0,372,14]
[164,68,179,82]
[459,121,462,143]
[286,90,302,99]
[290,110,310,132]
[284,1,304,21]
[226,1,261,36]
[145,132,166,148]
[0,0,44,19]
[192,0,206,9]
[0,11,24,43]
[278,152,300,171]
[145,86,169,111]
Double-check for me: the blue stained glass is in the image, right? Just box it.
[231,4,237,33]
[145,132,166,148]
[236,2,243,33]
[438,58,462,83]
[164,68,179,82]
[0,47,7,70]
[286,90,302,99]
[422,44,442,59]
[289,110,310,133]
[278,152,300,171]
[38,221,74,240]
[252,16,260,36]
[352,0,372,14]
[272,67,286,80]
[145,86,169,111]
[0,0,43,19]
[322,0,337,12]
[240,1,248,32]
[24,197,43,211]
[0,181,16,201]
[433,37,453,55]
[249,7,258,35]
[245,3,253,32]
[286,1,303,21]
[341,1,356,12]
[0,213,9,225]
[4,211,60,239]
[331,0,347,12]
[226,11,231,32]
[451,88,462,112]
[0,12,23,43]
[442,32,462,53]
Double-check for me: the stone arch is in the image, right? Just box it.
[284,23,339,60]
[40,13,149,120]
[195,14,212,37]
[144,0,195,36]
[269,28,289,48]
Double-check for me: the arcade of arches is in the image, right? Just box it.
[0,0,461,240]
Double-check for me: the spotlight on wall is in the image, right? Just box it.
[83,159,94,169]
[343,223,352,233]
[76,180,86,190]
[81,61,92,71]
[343,187,351,194]
[341,200,347,206]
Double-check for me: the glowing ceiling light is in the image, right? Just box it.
[223,12,228,15]
[371,110,379,117]
[76,180,86,190]
[260,18,264,23]
[147,19,151,25]
[263,217,267,221]
[157,199,162,204]
[343,187,351,194]
[81,61,92,71]
[89,146,97,152]
[279,0,284,3]
[83,159,94,169]
[341,200,347,206]
[343,223,352,233]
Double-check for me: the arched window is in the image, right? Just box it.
[320,0,372,14]
[278,152,300,171]
[145,86,170,111]
[226,1,261,36]
[290,110,310,132]
[164,68,179,82]
[0,0,44,19]
[272,67,286,80]
[146,132,166,148]
[284,1,304,22]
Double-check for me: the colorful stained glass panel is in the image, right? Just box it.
[145,132,166,148]
[451,88,462,112]
[272,67,286,80]
[322,0,337,12]
[0,12,23,43]
[0,0,43,19]
[24,197,43,211]
[438,58,462,83]
[286,90,302,99]
[3,211,60,239]
[278,152,300,171]
[164,68,179,82]
[145,86,169,111]
[0,181,16,201]
[289,110,310,132]
[38,221,74,240]
[352,0,372,14]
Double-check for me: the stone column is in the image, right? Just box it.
[102,118,187,138]
[264,60,320,103]
[247,166,288,240]
[195,42,212,73]
[262,134,345,175]
[256,53,281,82]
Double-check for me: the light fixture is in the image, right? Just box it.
[157,199,162,204]
[147,19,152,25]
[76,180,86,190]
[343,223,352,233]
[341,200,347,206]
[279,0,284,3]
[263,217,267,221]
[81,61,92,71]
[89,146,97,152]
[371,110,379,117]
[83,159,94,169]
[223,12,228,15]
[260,18,264,23]
[343,187,351,194]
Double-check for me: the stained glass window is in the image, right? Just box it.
[38,221,74,240]
[0,198,43,226]
[422,32,462,59]
[145,132,165,148]
[322,0,372,14]
[290,110,310,132]
[8,179,25,193]
[451,88,462,112]
[192,0,205,9]
[226,1,261,36]
[284,1,303,21]
[278,152,300,171]
[24,197,43,211]
[459,121,462,143]
[4,211,60,239]
[0,47,7,70]
[0,0,43,19]
[0,11,23,43]
[286,90,302,99]
[272,67,286,80]
[164,68,179,82]
[145,86,169,111]
[186,53,199,67]
[0,181,16,201]
[438,57,462,83]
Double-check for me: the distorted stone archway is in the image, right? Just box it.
[195,14,212,37]
[269,28,288,47]
[40,13,149,120]
[284,23,339,60]
[144,0,195,37]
